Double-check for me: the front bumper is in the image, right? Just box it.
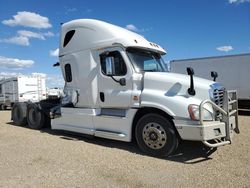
[174,116,236,141]
[174,90,239,148]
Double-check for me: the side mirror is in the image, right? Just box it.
[119,78,126,86]
[211,71,218,82]
[186,67,195,96]
[105,57,115,76]
[53,62,60,67]
[187,67,194,75]
[104,55,126,86]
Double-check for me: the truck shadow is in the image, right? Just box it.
[7,122,216,164]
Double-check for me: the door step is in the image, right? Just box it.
[95,130,126,141]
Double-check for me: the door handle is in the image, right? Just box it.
[100,92,105,102]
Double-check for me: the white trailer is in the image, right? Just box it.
[0,75,46,110]
[11,19,239,157]
[170,53,250,101]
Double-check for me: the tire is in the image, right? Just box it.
[27,103,45,129]
[11,102,27,126]
[0,104,7,110]
[135,113,179,157]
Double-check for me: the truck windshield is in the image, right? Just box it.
[126,48,168,72]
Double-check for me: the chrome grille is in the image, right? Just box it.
[213,88,224,108]
[210,83,225,109]
[209,83,225,120]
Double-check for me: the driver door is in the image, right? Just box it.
[97,47,133,108]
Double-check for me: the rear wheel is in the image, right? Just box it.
[12,102,27,126]
[135,113,179,157]
[0,104,7,110]
[27,103,46,129]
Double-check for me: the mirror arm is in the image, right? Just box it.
[109,76,126,86]
[110,75,120,83]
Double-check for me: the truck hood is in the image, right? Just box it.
[143,72,215,101]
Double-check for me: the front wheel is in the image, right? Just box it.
[135,113,179,157]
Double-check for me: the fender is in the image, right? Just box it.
[140,101,175,117]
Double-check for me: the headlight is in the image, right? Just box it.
[188,104,214,121]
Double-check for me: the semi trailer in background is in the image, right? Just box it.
[170,53,250,109]
[11,19,239,157]
[0,74,46,110]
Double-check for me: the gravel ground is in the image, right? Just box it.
[0,110,249,188]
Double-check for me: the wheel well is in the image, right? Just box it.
[132,107,179,142]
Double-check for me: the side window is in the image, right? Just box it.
[63,30,75,47]
[100,51,127,76]
[65,64,72,82]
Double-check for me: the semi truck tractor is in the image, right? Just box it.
[11,19,239,157]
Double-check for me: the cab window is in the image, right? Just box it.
[63,30,75,47]
[65,64,72,82]
[100,51,127,76]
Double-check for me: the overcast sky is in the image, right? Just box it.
[0,0,249,87]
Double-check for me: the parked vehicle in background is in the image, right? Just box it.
[170,53,250,109]
[47,87,64,99]
[11,19,239,157]
[0,74,46,110]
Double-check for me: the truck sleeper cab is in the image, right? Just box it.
[11,19,239,157]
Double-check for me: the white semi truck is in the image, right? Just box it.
[0,74,46,110]
[11,19,239,157]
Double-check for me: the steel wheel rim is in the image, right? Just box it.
[142,122,167,150]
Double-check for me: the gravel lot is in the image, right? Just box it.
[0,110,249,188]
